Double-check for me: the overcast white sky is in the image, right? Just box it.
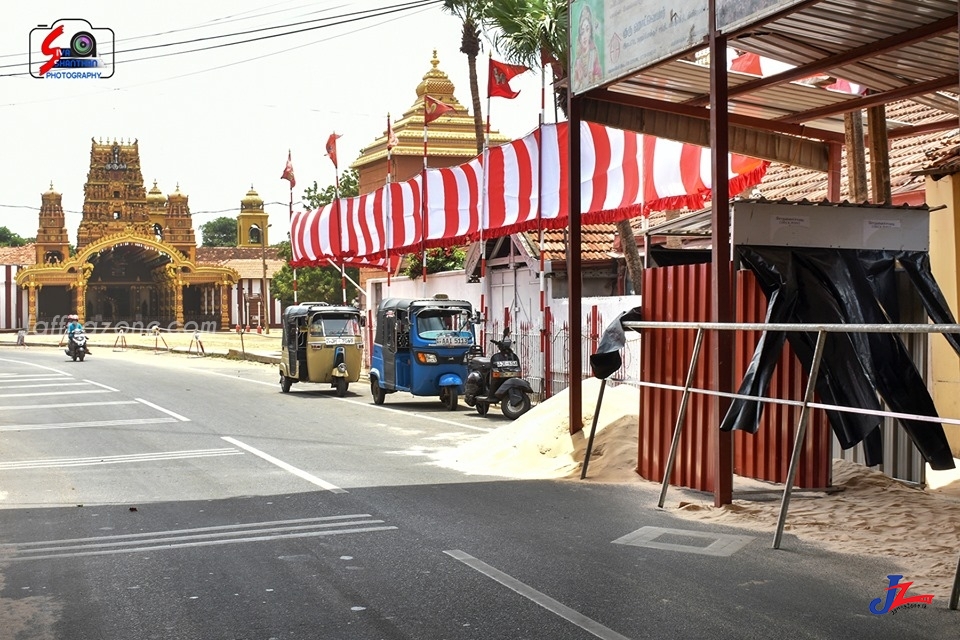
[1,0,550,245]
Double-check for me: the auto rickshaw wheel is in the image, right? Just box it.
[280,374,292,393]
[501,393,531,420]
[442,388,458,411]
[475,402,489,416]
[371,379,386,405]
[335,377,347,397]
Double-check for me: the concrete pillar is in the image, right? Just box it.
[926,173,960,457]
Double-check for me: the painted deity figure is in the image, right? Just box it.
[572,5,602,91]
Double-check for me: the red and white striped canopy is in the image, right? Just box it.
[290,121,768,268]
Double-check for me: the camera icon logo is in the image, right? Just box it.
[29,19,115,79]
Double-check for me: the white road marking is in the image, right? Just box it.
[0,448,243,470]
[0,401,139,411]
[0,358,70,374]
[0,418,178,432]
[444,550,633,640]
[0,382,88,390]
[84,379,119,392]
[0,516,396,561]
[0,389,112,398]
[200,369,494,433]
[222,436,347,493]
[136,398,190,421]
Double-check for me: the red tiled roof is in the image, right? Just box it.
[759,101,957,203]
[536,224,618,263]
[195,246,282,263]
[0,243,36,265]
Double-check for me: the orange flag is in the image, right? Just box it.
[489,58,529,99]
[280,149,295,188]
[424,96,453,124]
[325,132,342,169]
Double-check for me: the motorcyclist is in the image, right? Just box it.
[65,314,83,357]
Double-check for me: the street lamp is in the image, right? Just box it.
[261,223,272,334]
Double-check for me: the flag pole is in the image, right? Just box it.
[335,167,346,305]
[421,99,429,297]
[385,113,393,291]
[290,179,297,303]
[480,53,493,346]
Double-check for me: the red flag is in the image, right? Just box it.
[280,150,296,188]
[489,58,529,99]
[387,115,399,151]
[424,96,453,124]
[325,132,342,169]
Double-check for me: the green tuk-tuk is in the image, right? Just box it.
[279,302,365,397]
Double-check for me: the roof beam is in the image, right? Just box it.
[581,92,832,171]
[685,15,958,107]
[778,74,959,124]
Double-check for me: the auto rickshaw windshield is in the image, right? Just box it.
[416,309,472,340]
[310,313,361,337]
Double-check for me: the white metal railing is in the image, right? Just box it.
[620,319,960,567]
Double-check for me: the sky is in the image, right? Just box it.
[1,0,553,246]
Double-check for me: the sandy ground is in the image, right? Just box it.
[431,378,960,599]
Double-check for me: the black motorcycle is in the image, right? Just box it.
[65,330,90,362]
[463,328,533,419]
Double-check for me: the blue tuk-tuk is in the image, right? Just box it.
[369,295,478,410]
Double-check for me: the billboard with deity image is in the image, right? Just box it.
[568,0,805,95]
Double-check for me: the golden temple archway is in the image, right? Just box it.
[16,228,238,332]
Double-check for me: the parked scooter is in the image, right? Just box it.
[65,330,90,362]
[463,327,533,419]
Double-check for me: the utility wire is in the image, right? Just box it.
[0,0,439,74]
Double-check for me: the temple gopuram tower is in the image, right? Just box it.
[352,50,511,192]
[34,182,70,265]
[77,139,152,250]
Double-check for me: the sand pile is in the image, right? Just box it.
[433,378,639,480]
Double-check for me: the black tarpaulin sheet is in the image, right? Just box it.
[721,246,957,471]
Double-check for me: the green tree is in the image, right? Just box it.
[0,226,29,247]
[301,168,359,211]
[485,1,644,295]
[442,0,490,155]
[200,217,238,247]
[401,246,468,279]
[272,169,362,307]
[271,240,359,307]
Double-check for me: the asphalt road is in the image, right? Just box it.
[0,347,955,639]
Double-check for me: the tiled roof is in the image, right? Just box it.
[536,224,618,263]
[759,100,957,203]
[0,244,35,265]
[195,246,281,263]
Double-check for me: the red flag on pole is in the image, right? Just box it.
[325,133,342,169]
[424,96,453,124]
[387,115,399,150]
[280,149,296,188]
[489,58,529,99]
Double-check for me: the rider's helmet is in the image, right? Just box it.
[68,314,78,321]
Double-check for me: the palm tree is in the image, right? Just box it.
[442,0,489,155]
[485,1,645,295]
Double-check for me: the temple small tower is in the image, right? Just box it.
[237,186,269,247]
[145,179,167,240]
[164,184,198,262]
[34,182,70,265]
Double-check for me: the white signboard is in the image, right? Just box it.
[569,0,808,95]
[717,0,807,34]
[570,0,708,95]
[732,202,929,251]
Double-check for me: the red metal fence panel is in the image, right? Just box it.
[640,264,832,492]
